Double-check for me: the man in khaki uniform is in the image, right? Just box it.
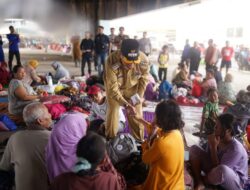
[104,39,149,141]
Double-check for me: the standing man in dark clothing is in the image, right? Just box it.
[94,26,110,77]
[80,32,94,76]
[181,39,190,64]
[188,41,201,74]
[7,25,21,72]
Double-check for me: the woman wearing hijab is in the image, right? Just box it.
[46,112,87,182]
[50,132,122,190]
[23,59,42,85]
[51,62,70,82]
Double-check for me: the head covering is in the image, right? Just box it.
[51,62,70,80]
[87,85,101,95]
[28,59,39,68]
[51,61,60,70]
[121,39,141,64]
[46,112,87,181]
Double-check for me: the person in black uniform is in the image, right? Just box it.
[80,32,94,76]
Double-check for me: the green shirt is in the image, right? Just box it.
[202,101,219,119]
[203,101,219,134]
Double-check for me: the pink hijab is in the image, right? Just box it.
[46,112,87,181]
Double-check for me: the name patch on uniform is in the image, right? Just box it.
[112,62,120,70]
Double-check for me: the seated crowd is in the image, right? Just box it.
[0,40,250,190]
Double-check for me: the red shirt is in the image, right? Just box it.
[221,47,234,61]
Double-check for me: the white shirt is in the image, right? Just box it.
[88,98,126,123]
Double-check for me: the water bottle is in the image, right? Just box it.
[46,75,53,87]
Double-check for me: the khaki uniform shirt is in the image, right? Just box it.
[104,51,149,106]
[114,34,129,50]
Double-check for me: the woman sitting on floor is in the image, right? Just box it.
[8,65,40,115]
[218,73,236,106]
[172,62,190,88]
[23,59,42,86]
[50,132,122,190]
[136,100,185,190]
[201,69,217,98]
[218,73,236,105]
[46,112,87,182]
[189,113,248,190]
[51,62,70,82]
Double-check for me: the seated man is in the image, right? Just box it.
[190,113,248,190]
[0,102,52,190]
[87,85,126,133]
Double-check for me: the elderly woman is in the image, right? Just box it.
[8,65,39,115]
[218,73,236,105]
[46,112,87,182]
[51,62,70,82]
[23,59,42,85]
[138,100,185,190]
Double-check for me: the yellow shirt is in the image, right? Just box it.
[158,53,169,68]
[142,130,185,190]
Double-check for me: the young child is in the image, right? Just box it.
[201,69,217,98]
[158,45,169,81]
[87,85,126,133]
[199,88,219,137]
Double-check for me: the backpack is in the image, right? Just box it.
[158,80,172,100]
[115,152,149,186]
[106,133,138,165]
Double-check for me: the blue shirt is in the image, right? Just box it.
[7,33,20,52]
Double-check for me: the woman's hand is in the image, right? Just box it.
[125,104,136,116]
[208,134,220,149]
[141,141,149,151]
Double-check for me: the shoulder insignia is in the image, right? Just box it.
[140,61,146,65]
